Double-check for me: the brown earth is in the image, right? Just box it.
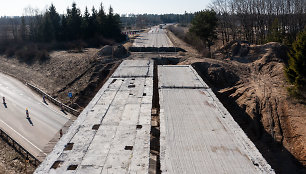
[0,47,124,173]
[0,48,122,110]
[0,140,35,174]
[167,29,306,174]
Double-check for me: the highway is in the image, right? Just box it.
[158,65,274,173]
[34,25,274,173]
[133,26,173,47]
[35,60,153,174]
[0,73,69,159]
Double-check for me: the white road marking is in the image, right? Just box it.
[40,101,70,119]
[0,119,47,156]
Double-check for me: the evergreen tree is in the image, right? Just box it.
[105,6,122,39]
[66,3,82,40]
[81,7,90,39]
[97,3,106,36]
[267,18,282,43]
[60,15,68,41]
[90,7,99,37]
[189,10,218,53]
[48,4,61,40]
[286,29,306,90]
[40,13,54,42]
[20,16,26,41]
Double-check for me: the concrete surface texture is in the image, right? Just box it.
[0,72,69,159]
[34,60,153,174]
[158,65,275,174]
[133,27,174,48]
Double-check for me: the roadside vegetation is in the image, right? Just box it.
[285,29,306,98]
[0,2,125,64]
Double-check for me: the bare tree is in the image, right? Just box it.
[210,0,306,45]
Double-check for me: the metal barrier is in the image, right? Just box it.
[0,128,40,166]
[0,71,79,116]
[26,83,80,116]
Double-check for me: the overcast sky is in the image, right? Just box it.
[0,0,212,16]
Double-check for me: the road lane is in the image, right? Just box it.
[0,73,69,158]
[133,26,173,47]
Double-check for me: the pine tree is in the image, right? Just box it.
[286,29,306,90]
[81,7,90,39]
[97,3,106,36]
[48,4,61,40]
[60,15,68,41]
[89,7,99,37]
[66,3,82,40]
[189,10,218,53]
[267,18,282,43]
[105,6,122,39]
[20,16,26,41]
[40,13,54,42]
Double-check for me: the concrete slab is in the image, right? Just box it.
[158,65,274,174]
[112,60,153,78]
[158,65,208,88]
[35,60,153,174]
[119,60,153,67]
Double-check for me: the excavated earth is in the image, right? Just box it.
[167,30,306,174]
[0,141,35,174]
[0,48,122,110]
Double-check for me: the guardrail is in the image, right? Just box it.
[0,71,79,116]
[0,128,40,166]
[26,83,80,116]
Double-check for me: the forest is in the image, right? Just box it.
[120,13,195,29]
[0,2,124,62]
[210,0,306,45]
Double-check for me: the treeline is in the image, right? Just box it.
[0,2,124,63]
[210,0,306,45]
[1,3,124,44]
[120,13,194,29]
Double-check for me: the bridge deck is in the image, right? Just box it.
[35,60,153,174]
[158,65,274,174]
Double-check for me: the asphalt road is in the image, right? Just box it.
[133,26,173,47]
[0,73,69,158]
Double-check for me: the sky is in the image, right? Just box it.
[0,0,212,16]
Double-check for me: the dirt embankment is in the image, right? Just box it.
[168,29,306,173]
[0,48,122,110]
[0,140,35,174]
